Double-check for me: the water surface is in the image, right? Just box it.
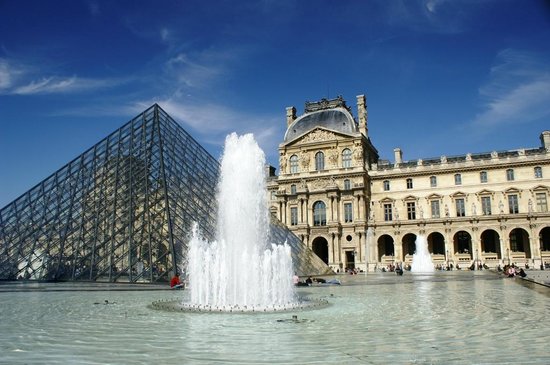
[1,272,548,364]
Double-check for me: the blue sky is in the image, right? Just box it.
[1,0,550,207]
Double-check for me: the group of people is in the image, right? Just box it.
[498,264,527,278]
[293,273,341,286]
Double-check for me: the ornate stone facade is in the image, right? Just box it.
[268,95,550,272]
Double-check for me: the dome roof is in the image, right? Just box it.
[284,108,357,143]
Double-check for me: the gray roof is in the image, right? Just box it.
[284,108,357,143]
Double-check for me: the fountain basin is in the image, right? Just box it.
[151,297,329,313]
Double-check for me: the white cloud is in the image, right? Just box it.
[382,0,477,34]
[472,49,550,127]
[160,27,171,42]
[12,75,122,95]
[0,58,25,90]
[164,49,237,89]
[0,57,127,95]
[129,95,283,163]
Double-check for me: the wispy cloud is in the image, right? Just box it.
[0,57,126,95]
[382,0,479,34]
[0,58,25,90]
[13,76,122,95]
[165,53,224,89]
[129,95,282,162]
[472,49,550,128]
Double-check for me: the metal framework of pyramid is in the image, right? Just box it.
[0,104,330,283]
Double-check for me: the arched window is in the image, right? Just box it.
[406,178,413,189]
[383,180,390,191]
[315,151,325,171]
[290,184,297,194]
[289,155,299,173]
[313,201,326,226]
[342,148,352,168]
[344,179,351,190]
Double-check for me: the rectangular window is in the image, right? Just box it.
[315,152,325,171]
[290,207,298,225]
[454,174,462,185]
[344,179,351,190]
[383,180,390,191]
[430,176,437,187]
[506,169,515,181]
[344,203,353,223]
[290,184,296,194]
[481,196,491,215]
[406,178,413,189]
[508,194,519,214]
[384,203,393,221]
[290,156,298,173]
[480,171,488,183]
[536,193,548,212]
[431,200,440,218]
[456,198,465,217]
[407,202,416,220]
[535,167,543,178]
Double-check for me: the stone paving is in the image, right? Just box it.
[521,270,550,287]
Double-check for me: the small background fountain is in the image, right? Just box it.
[410,235,435,273]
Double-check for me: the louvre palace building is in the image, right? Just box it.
[268,95,550,272]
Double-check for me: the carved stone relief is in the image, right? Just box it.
[299,152,310,169]
[302,129,335,143]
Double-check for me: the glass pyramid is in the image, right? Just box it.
[0,104,330,283]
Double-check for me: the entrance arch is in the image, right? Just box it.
[402,233,417,260]
[311,236,329,264]
[541,227,550,265]
[481,229,500,257]
[454,231,472,255]
[541,227,550,251]
[509,228,531,258]
[428,232,445,255]
[377,235,394,262]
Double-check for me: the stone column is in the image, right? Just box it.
[357,232,363,265]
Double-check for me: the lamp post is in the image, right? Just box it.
[476,248,479,270]
[446,249,449,269]
[507,248,510,265]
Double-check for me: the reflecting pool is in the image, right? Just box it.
[1,271,548,364]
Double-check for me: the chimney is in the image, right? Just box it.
[356,94,368,137]
[286,106,296,127]
[541,130,550,151]
[394,148,403,165]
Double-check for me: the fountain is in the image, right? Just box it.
[410,235,435,273]
[157,133,325,312]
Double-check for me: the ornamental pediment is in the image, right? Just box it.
[427,193,442,200]
[285,127,353,147]
[476,189,494,196]
[531,185,549,192]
